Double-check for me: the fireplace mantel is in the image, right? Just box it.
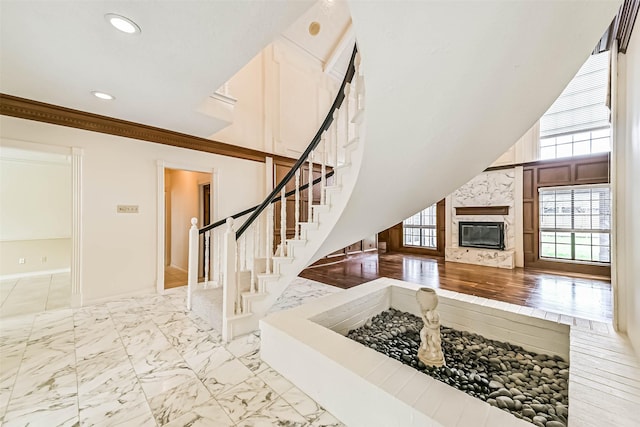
[455,206,510,215]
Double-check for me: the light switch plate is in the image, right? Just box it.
[117,205,139,214]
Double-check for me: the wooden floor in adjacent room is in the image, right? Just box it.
[164,266,188,289]
[299,252,612,322]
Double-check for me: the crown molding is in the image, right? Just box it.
[0,93,294,164]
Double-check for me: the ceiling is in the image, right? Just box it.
[0,0,315,138]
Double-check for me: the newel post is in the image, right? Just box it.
[187,217,199,310]
[222,217,237,341]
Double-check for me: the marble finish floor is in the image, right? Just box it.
[0,278,344,426]
[0,272,70,318]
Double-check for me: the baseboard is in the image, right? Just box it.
[0,267,71,281]
[168,264,188,273]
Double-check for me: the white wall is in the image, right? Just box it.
[166,169,210,271]
[615,29,640,354]
[212,39,339,156]
[0,147,71,276]
[491,122,540,167]
[0,116,265,304]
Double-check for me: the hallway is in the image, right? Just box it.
[300,253,612,322]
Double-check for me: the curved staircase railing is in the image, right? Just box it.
[187,43,364,340]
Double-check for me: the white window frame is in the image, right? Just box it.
[538,184,611,264]
[403,204,438,249]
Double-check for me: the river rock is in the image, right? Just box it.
[345,308,570,426]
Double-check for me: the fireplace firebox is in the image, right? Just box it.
[459,221,505,250]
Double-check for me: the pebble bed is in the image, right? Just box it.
[346,308,569,427]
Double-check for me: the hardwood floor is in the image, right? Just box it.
[164,266,187,289]
[300,252,612,322]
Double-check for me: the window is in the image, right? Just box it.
[403,204,437,248]
[539,185,610,263]
[539,51,610,160]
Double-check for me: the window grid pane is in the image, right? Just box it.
[403,203,438,248]
[539,127,611,160]
[539,186,610,264]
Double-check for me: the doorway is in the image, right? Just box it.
[0,146,72,317]
[163,168,212,289]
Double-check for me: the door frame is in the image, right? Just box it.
[156,160,216,294]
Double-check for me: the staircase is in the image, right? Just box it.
[189,47,365,340]
[186,1,620,341]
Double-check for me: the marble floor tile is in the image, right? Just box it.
[76,351,137,401]
[0,276,344,426]
[138,364,200,399]
[11,364,77,404]
[147,376,211,425]
[237,397,308,427]
[163,397,235,427]
[257,367,295,395]
[159,318,222,359]
[239,348,269,374]
[75,327,122,361]
[198,355,255,396]
[80,399,155,427]
[282,386,325,421]
[18,345,76,380]
[3,395,78,427]
[185,345,235,375]
[79,379,149,426]
[0,344,26,413]
[149,308,190,326]
[227,331,261,358]
[129,345,186,377]
[0,273,72,318]
[0,300,47,318]
[268,277,342,315]
[310,411,346,427]
[216,376,276,422]
[109,406,158,427]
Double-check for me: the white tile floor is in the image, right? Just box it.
[0,278,344,426]
[0,272,71,318]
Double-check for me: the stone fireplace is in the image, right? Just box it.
[445,169,521,269]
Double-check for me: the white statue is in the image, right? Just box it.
[416,287,445,367]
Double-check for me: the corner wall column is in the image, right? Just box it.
[71,147,83,308]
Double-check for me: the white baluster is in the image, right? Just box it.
[355,53,364,111]
[321,133,326,206]
[204,230,210,285]
[308,151,313,222]
[221,218,236,341]
[235,240,242,313]
[215,229,221,285]
[187,218,198,310]
[280,188,286,257]
[294,169,300,240]
[251,222,257,293]
[255,213,262,258]
[241,233,247,272]
[342,83,350,158]
[266,203,274,274]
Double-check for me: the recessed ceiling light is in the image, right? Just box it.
[104,13,141,34]
[308,21,321,36]
[91,91,115,100]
